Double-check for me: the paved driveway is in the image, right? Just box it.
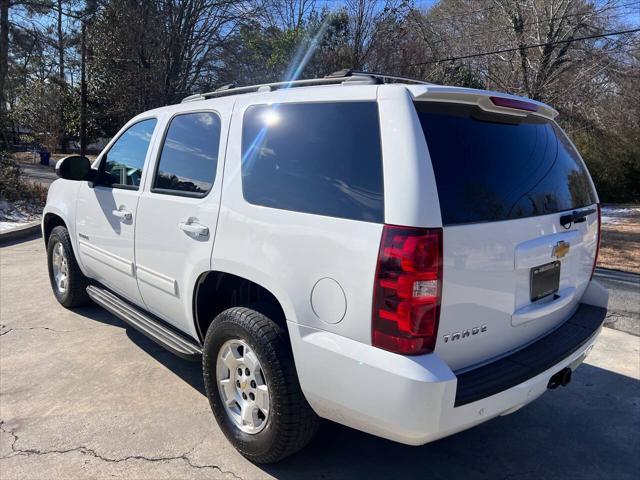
[596,268,640,336]
[1,237,639,479]
[18,163,58,188]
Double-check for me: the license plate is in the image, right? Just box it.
[530,261,561,301]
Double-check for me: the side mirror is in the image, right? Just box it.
[55,155,94,181]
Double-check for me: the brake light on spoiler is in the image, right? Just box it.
[490,96,539,112]
[372,225,443,355]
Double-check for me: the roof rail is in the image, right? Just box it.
[181,69,431,103]
[326,69,431,86]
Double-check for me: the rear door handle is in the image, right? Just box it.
[179,220,209,237]
[112,207,132,221]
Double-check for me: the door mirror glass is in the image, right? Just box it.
[55,155,93,181]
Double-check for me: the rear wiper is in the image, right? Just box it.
[560,208,596,228]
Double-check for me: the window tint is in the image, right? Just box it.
[241,102,384,222]
[153,112,221,196]
[103,118,157,188]
[415,102,597,225]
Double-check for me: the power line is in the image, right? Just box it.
[404,27,640,67]
[410,3,640,51]
[413,0,640,32]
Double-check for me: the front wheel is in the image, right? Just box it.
[202,307,319,464]
[46,226,90,308]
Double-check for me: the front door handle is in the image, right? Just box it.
[112,207,132,221]
[179,220,209,237]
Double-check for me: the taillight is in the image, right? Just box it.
[372,225,443,355]
[591,204,602,279]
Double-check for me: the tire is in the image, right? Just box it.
[47,226,90,308]
[202,307,319,464]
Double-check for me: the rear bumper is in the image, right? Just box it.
[289,302,606,446]
[455,303,605,406]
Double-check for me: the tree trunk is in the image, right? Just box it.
[57,0,67,152]
[57,0,64,81]
[80,22,86,158]
[0,0,9,149]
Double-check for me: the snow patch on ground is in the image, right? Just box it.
[0,200,41,232]
[0,221,34,233]
[601,207,640,225]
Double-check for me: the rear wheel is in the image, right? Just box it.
[47,226,90,308]
[202,307,318,464]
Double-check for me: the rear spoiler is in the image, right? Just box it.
[407,85,558,120]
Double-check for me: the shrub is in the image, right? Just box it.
[574,128,640,204]
[0,152,48,207]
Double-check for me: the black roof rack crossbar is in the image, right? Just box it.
[181,70,431,103]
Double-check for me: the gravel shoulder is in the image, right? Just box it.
[598,206,640,274]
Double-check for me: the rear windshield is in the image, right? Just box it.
[415,102,597,225]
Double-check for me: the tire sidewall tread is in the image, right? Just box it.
[47,226,90,308]
[202,307,318,464]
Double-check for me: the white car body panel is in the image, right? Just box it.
[436,208,599,371]
[75,184,145,305]
[43,179,82,254]
[213,85,383,344]
[288,291,604,445]
[73,114,161,307]
[42,81,608,447]
[134,100,233,338]
[377,85,442,228]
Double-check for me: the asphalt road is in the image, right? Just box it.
[1,238,639,480]
[18,162,58,188]
[595,268,640,336]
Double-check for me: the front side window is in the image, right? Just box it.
[153,112,221,196]
[103,118,157,189]
[241,102,384,223]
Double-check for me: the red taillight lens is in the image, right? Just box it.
[489,96,539,112]
[372,225,443,355]
[591,204,602,279]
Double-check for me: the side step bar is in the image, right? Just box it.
[86,285,202,361]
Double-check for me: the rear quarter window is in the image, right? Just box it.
[241,102,384,223]
[415,102,597,225]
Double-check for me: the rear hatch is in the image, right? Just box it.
[414,97,600,371]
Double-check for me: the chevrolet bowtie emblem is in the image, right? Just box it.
[552,240,570,259]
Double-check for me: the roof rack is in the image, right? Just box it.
[326,69,431,85]
[181,69,431,103]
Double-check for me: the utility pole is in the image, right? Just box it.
[57,0,67,152]
[80,22,87,158]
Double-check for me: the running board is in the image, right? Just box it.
[86,285,202,361]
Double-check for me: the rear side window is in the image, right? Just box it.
[153,112,221,197]
[241,102,384,223]
[415,102,597,225]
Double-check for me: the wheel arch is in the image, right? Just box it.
[43,212,67,245]
[193,271,290,343]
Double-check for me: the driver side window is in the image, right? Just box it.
[102,118,157,189]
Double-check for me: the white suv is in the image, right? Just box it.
[43,70,609,463]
